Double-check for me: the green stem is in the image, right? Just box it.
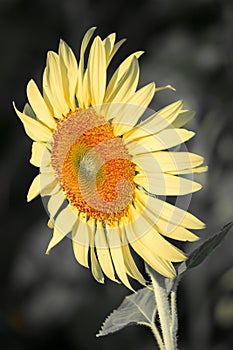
[139,322,164,350]
[171,290,178,349]
[150,323,165,350]
[147,266,174,350]
[170,290,178,348]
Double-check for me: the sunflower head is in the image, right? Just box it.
[51,107,136,223]
[14,27,207,290]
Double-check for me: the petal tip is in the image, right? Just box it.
[191,234,200,242]
[27,191,37,202]
[12,101,17,112]
[48,218,54,229]
[45,248,50,255]
[167,85,176,91]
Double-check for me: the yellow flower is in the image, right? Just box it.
[14,27,207,290]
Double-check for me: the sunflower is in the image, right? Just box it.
[14,27,207,290]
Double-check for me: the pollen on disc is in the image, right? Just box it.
[51,109,136,224]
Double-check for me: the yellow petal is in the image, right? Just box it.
[103,33,116,63]
[47,190,66,218]
[14,102,52,142]
[105,57,139,104]
[40,181,60,197]
[133,196,199,242]
[82,68,91,108]
[77,27,97,108]
[42,67,57,116]
[135,173,202,196]
[107,229,134,290]
[46,226,66,254]
[167,165,208,175]
[47,218,54,229]
[40,172,58,197]
[133,151,204,173]
[72,220,90,268]
[54,205,77,236]
[124,100,183,140]
[126,206,187,262]
[43,51,69,116]
[26,79,57,129]
[172,110,195,128]
[154,84,176,93]
[136,189,205,229]
[105,51,144,101]
[95,225,118,282]
[125,129,195,155]
[155,218,199,242]
[126,225,176,278]
[120,229,146,285]
[90,246,105,283]
[156,151,204,172]
[79,27,97,76]
[27,171,57,200]
[126,82,155,108]
[27,174,40,202]
[30,142,51,167]
[106,38,126,67]
[89,221,105,283]
[112,82,155,136]
[59,39,78,110]
[88,36,106,106]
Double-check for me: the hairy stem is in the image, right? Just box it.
[146,265,175,350]
[170,289,178,348]
[139,321,164,350]
[150,322,165,350]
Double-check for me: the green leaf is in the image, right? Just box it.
[97,287,156,337]
[178,222,233,275]
[187,222,233,268]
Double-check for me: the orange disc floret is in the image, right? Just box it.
[51,109,136,224]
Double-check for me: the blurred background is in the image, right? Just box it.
[1,0,233,349]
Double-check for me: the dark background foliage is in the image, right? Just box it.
[1,0,233,349]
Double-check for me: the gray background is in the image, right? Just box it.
[1,0,233,349]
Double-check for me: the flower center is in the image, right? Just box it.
[51,109,136,223]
